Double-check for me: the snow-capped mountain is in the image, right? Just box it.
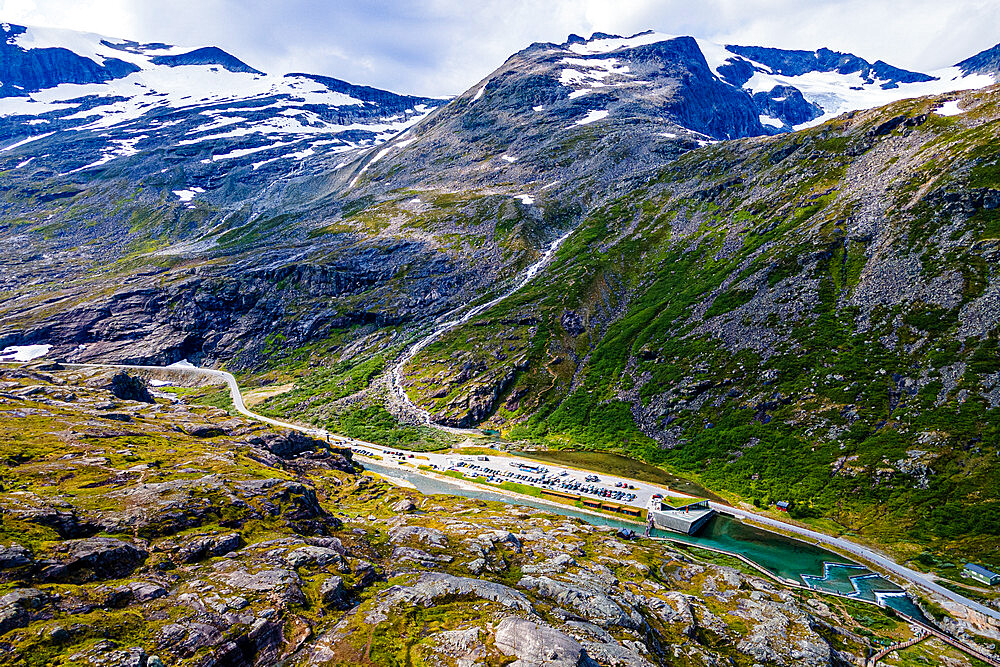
[0,22,444,178]
[553,31,996,133]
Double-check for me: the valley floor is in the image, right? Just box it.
[10,358,998,665]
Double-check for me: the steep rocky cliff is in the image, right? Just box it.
[2,27,1000,573]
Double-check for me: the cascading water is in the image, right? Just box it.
[389,229,574,432]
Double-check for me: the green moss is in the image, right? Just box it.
[191,387,235,412]
[705,288,756,318]
[903,303,959,336]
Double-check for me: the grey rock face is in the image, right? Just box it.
[521,553,576,575]
[0,543,33,570]
[47,537,149,581]
[128,581,168,603]
[260,430,325,459]
[0,24,139,97]
[957,42,1000,76]
[0,588,46,635]
[561,311,586,337]
[724,44,935,85]
[494,616,593,667]
[177,532,243,563]
[391,498,417,513]
[366,572,533,624]
[519,575,641,630]
[109,372,154,404]
[320,575,349,609]
[388,525,448,548]
[284,545,345,569]
[149,46,262,74]
[390,546,452,567]
[751,85,823,128]
[218,566,304,605]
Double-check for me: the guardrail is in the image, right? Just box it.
[651,536,1000,667]
[867,632,928,665]
[8,360,999,666]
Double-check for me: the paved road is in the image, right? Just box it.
[345,441,681,513]
[66,362,327,435]
[10,359,1000,626]
[716,502,1000,622]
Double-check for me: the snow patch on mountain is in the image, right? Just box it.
[934,99,965,116]
[562,31,998,134]
[0,23,445,177]
[567,31,677,55]
[575,109,609,125]
[742,64,992,129]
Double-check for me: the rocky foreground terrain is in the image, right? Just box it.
[2,25,1000,643]
[2,362,987,666]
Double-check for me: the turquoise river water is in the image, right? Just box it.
[363,461,927,622]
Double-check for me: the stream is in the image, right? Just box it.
[389,229,574,431]
[380,226,928,623]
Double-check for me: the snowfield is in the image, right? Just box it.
[554,31,996,133]
[575,109,610,125]
[0,344,52,362]
[0,23,444,174]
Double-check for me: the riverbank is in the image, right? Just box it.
[23,361,999,641]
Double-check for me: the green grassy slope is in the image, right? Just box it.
[398,87,1000,567]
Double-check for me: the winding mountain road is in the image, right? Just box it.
[15,360,994,628]
[715,503,1000,623]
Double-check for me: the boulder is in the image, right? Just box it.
[47,537,148,581]
[0,543,32,570]
[259,430,324,459]
[109,647,147,667]
[285,545,345,569]
[218,566,305,604]
[391,498,417,513]
[494,616,593,667]
[320,575,349,609]
[103,586,135,608]
[109,372,154,404]
[481,530,522,553]
[0,588,47,635]
[10,507,98,538]
[349,559,380,590]
[220,567,300,593]
[305,536,345,553]
[177,532,243,563]
[129,581,168,603]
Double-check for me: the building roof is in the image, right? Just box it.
[776,500,791,508]
[964,563,999,578]
[661,496,707,510]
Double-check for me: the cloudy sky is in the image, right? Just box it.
[1,0,998,96]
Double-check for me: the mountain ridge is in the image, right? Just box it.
[1,21,1000,575]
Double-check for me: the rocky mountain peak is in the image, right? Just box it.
[956,41,1000,76]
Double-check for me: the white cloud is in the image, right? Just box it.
[0,0,997,97]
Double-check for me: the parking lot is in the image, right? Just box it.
[446,459,640,504]
[343,441,699,515]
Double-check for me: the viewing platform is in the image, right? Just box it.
[649,497,715,535]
